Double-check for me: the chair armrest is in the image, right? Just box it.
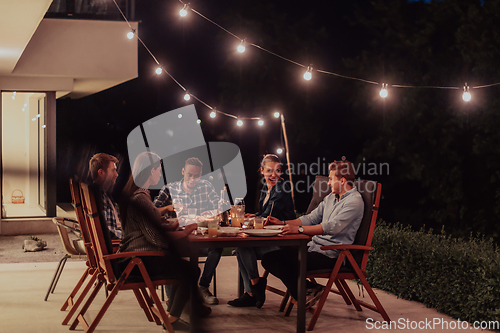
[320,244,374,251]
[103,251,165,260]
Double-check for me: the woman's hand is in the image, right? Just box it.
[266,216,284,225]
[281,224,300,235]
[244,213,256,218]
[158,205,175,215]
[163,220,179,231]
[184,223,197,236]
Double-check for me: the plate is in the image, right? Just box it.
[264,225,283,230]
[217,227,240,237]
[243,229,282,237]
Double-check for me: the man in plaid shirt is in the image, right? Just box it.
[89,153,122,240]
[154,157,222,305]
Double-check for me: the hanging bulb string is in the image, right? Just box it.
[316,69,379,85]
[175,0,500,91]
[472,82,500,89]
[112,0,274,122]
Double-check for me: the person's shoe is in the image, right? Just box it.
[164,318,190,331]
[250,277,267,309]
[227,292,257,307]
[305,284,324,310]
[199,286,219,305]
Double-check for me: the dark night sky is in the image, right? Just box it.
[57,0,364,212]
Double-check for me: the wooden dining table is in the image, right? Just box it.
[188,231,311,333]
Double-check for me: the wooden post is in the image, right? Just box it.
[280,114,295,210]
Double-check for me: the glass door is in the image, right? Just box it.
[1,92,47,218]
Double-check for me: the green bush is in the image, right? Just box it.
[366,222,500,324]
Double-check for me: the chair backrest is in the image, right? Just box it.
[69,178,97,267]
[305,176,382,270]
[80,182,118,283]
[52,217,86,256]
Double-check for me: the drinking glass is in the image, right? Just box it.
[173,198,184,215]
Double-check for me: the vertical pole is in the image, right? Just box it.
[280,114,295,210]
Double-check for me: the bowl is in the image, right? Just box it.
[196,220,208,228]
[217,227,240,237]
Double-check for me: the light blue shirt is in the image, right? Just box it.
[300,187,364,259]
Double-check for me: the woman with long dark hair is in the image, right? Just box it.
[228,154,295,308]
[118,151,206,331]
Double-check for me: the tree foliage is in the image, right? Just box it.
[343,0,500,239]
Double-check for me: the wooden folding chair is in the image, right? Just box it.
[70,182,177,333]
[282,180,390,330]
[58,178,102,325]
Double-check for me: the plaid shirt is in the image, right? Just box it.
[154,179,219,214]
[99,188,122,240]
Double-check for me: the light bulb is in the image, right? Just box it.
[197,119,201,124]
[237,40,246,53]
[462,83,471,102]
[303,65,313,81]
[42,125,46,129]
[32,118,36,121]
[462,92,471,102]
[277,148,283,154]
[237,119,243,127]
[179,5,188,17]
[210,111,216,118]
[13,91,16,96]
[156,67,162,75]
[36,114,41,118]
[127,31,134,39]
[379,83,388,98]
[178,114,183,119]
[273,112,280,118]
[184,93,191,101]
[22,108,25,112]
[258,119,264,126]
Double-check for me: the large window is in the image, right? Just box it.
[1,92,47,218]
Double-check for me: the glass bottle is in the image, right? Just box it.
[218,187,230,227]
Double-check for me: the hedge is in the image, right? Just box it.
[366,222,500,324]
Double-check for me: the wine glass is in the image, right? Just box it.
[173,198,185,215]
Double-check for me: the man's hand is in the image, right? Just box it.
[244,213,256,218]
[282,224,300,235]
[266,216,284,225]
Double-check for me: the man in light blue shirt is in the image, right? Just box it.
[261,160,364,308]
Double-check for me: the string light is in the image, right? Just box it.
[273,112,280,118]
[197,119,201,124]
[184,92,191,101]
[237,39,246,53]
[462,83,471,102]
[22,108,25,112]
[111,0,500,130]
[236,119,243,126]
[179,4,188,17]
[258,119,264,126]
[277,148,283,154]
[31,118,36,121]
[380,83,388,98]
[303,65,313,81]
[36,114,41,118]
[178,114,183,118]
[127,30,135,39]
[42,125,46,129]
